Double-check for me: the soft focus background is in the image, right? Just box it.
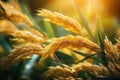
[0,0,120,80]
[27,0,120,41]
[28,0,120,18]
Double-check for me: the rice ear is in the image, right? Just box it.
[39,35,100,63]
[37,9,88,36]
[104,36,120,63]
[0,1,34,28]
[115,38,120,53]
[0,43,43,69]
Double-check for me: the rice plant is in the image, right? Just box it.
[0,0,120,80]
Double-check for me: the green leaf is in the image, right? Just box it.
[43,21,55,38]
[73,50,97,62]
[96,16,109,67]
[77,54,96,63]
[56,51,75,65]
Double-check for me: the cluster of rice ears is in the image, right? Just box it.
[0,1,120,80]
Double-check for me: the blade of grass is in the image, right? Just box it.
[96,15,108,67]
[53,54,65,68]
[76,54,96,63]
[73,50,97,60]
[43,21,55,38]
[96,16,115,75]
[71,0,96,43]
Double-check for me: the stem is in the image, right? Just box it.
[53,54,64,68]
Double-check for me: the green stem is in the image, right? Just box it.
[43,21,55,38]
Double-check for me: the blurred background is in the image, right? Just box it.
[27,0,120,41]
[27,0,120,19]
[0,0,120,80]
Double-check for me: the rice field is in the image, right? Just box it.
[0,0,120,80]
